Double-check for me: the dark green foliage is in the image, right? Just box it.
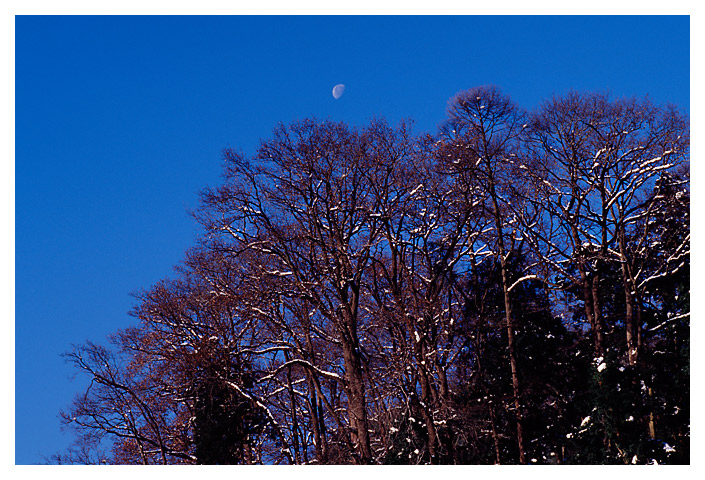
[382,413,433,464]
[450,256,583,464]
[193,352,267,464]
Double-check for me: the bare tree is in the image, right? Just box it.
[196,119,424,463]
[61,340,195,464]
[527,92,688,365]
[442,85,529,464]
[58,91,689,465]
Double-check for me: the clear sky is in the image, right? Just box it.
[15,15,689,464]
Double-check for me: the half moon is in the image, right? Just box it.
[332,84,345,99]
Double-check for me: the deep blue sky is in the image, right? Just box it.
[15,15,689,464]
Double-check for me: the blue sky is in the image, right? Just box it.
[15,15,689,464]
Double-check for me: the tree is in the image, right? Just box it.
[197,118,426,463]
[57,89,689,465]
[441,85,530,463]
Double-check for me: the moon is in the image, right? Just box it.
[332,84,345,99]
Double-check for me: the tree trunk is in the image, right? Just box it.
[618,229,637,366]
[500,269,526,465]
[341,334,372,463]
[648,387,657,439]
[573,222,603,357]
[578,266,600,356]
[284,355,301,464]
[489,402,502,465]
[592,270,604,356]
[489,180,526,465]
[307,373,325,462]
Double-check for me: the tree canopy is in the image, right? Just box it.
[56,87,689,465]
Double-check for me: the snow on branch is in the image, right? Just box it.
[507,275,540,293]
[647,312,690,332]
[273,358,344,382]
